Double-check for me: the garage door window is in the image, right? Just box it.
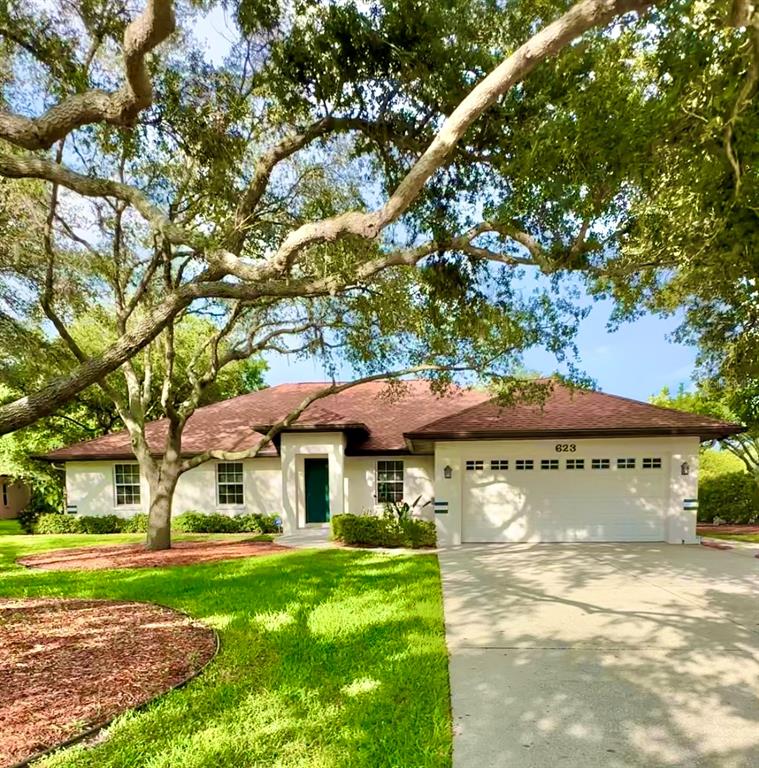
[540,459,559,470]
[465,460,484,471]
[566,459,585,470]
[642,457,662,469]
[515,459,534,470]
[490,459,509,470]
[377,460,404,502]
[591,458,610,470]
[617,458,636,469]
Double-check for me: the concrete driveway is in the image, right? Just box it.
[439,543,759,768]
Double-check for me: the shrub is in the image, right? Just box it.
[172,511,241,533]
[78,514,124,534]
[243,514,282,534]
[331,514,436,549]
[35,513,83,534]
[699,472,759,524]
[121,513,149,533]
[173,511,282,534]
[18,489,58,534]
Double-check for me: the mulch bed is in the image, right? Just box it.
[17,539,289,571]
[0,598,217,767]
[697,524,759,535]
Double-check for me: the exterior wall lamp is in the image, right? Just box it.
[443,465,453,479]
[681,461,690,476]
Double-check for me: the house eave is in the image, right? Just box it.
[403,426,745,443]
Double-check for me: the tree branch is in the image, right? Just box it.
[0,0,176,149]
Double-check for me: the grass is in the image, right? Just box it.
[0,519,22,535]
[699,531,759,544]
[0,532,451,768]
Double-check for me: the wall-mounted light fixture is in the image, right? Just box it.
[680,461,690,476]
[443,465,453,479]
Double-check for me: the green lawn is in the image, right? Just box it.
[0,533,451,768]
[699,531,759,544]
[0,519,22,535]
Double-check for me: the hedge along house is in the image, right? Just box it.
[45,380,742,545]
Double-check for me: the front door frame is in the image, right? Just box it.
[304,457,330,524]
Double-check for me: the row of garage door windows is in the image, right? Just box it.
[464,457,663,472]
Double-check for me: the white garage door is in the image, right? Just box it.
[462,454,669,543]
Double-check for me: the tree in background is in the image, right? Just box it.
[0,315,267,513]
[651,383,759,491]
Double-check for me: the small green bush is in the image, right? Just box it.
[172,511,241,533]
[173,511,282,534]
[699,472,759,524]
[121,513,149,533]
[35,513,83,534]
[331,514,436,549]
[79,514,124,534]
[19,489,58,534]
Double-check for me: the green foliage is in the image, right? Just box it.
[120,513,149,533]
[34,513,83,534]
[17,488,57,533]
[172,511,282,534]
[698,473,759,524]
[78,514,124,534]
[331,514,436,548]
[700,449,745,479]
[173,511,242,533]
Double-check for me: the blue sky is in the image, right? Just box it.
[194,10,696,403]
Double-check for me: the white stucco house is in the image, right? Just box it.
[45,379,741,545]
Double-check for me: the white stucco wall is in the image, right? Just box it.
[343,455,435,518]
[433,436,700,545]
[66,458,283,518]
[280,432,346,534]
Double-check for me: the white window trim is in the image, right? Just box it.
[113,463,141,508]
[376,459,405,504]
[216,461,245,508]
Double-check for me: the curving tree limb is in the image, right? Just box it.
[0,0,176,150]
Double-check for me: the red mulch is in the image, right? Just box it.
[0,598,216,767]
[697,524,759,535]
[17,539,290,571]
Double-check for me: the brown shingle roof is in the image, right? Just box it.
[46,379,742,462]
[45,380,488,461]
[405,382,743,442]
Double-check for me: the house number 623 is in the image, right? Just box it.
[554,443,577,452]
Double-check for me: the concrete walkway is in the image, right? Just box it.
[277,525,334,549]
[439,543,759,768]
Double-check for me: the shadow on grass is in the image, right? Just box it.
[0,545,450,768]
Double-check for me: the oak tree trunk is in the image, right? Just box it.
[146,470,179,550]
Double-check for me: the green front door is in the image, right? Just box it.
[304,458,330,523]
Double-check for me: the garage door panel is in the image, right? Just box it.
[463,464,668,543]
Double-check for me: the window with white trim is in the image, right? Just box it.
[591,458,610,470]
[642,457,662,469]
[114,464,141,506]
[566,459,585,470]
[515,459,534,471]
[490,459,509,470]
[377,460,404,502]
[217,462,244,505]
[465,460,484,471]
[617,458,636,469]
[540,459,559,470]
